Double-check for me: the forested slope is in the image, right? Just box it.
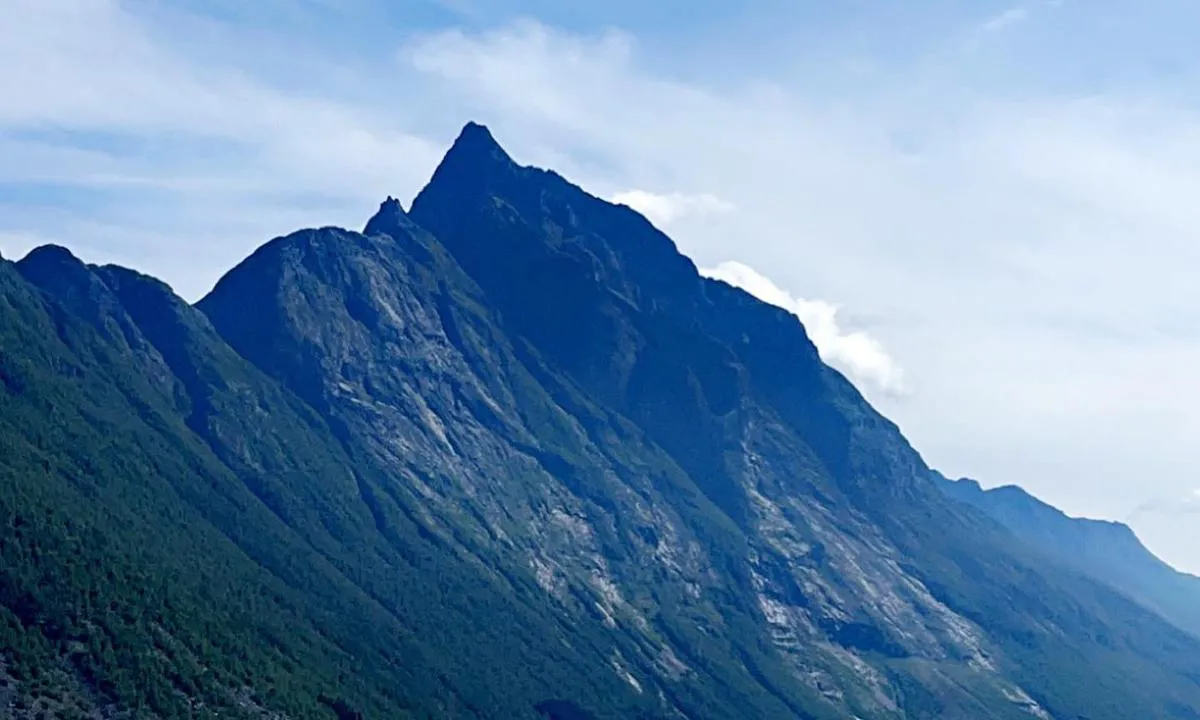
[1,123,1198,719]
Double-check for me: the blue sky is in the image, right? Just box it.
[5,0,1200,573]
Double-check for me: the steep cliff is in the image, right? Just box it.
[1,123,1198,719]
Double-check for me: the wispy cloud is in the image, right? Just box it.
[1,3,1199,571]
[609,190,734,226]
[980,6,1031,33]
[1128,489,1200,520]
[701,261,906,396]
[0,0,442,298]
[394,17,1200,572]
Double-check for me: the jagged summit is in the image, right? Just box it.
[440,121,516,175]
[363,195,412,238]
[362,124,516,245]
[411,122,521,207]
[451,121,509,161]
[9,118,1200,720]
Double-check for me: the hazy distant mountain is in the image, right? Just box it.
[2,122,1199,719]
[941,474,1200,640]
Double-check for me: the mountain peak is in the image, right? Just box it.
[363,193,436,241]
[21,243,83,268]
[17,244,101,298]
[414,121,519,203]
[440,121,515,174]
[380,195,404,213]
[452,121,506,159]
[364,195,406,234]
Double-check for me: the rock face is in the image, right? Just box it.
[2,122,1200,719]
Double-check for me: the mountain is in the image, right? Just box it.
[5,247,653,719]
[1,122,1199,719]
[942,475,1200,641]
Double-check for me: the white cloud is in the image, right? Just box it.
[1129,488,1200,520]
[980,6,1031,33]
[2,5,1199,572]
[407,20,637,128]
[396,18,1200,573]
[0,0,443,299]
[609,190,734,226]
[701,261,905,396]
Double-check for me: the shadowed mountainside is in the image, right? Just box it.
[1,122,1198,719]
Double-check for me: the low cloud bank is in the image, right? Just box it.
[701,261,906,396]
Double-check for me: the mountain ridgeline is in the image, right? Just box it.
[940,475,1200,643]
[1,122,1198,719]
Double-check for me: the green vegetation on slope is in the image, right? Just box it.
[3,122,1200,720]
[1,252,660,719]
[403,122,1200,720]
